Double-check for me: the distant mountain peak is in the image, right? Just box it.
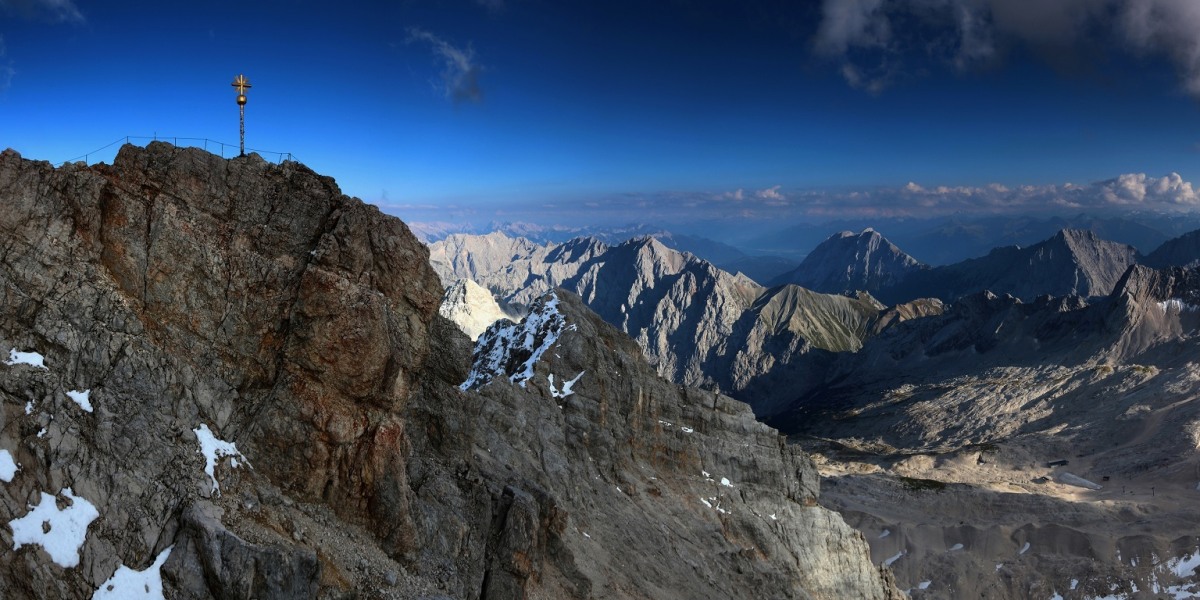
[771,228,925,295]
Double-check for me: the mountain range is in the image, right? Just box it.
[434,222,1200,596]
[0,143,898,599]
[430,233,905,416]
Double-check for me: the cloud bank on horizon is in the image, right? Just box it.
[388,171,1200,227]
[816,0,1200,96]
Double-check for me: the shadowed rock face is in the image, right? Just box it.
[0,143,898,599]
[771,229,926,296]
[879,229,1141,305]
[1145,228,1200,269]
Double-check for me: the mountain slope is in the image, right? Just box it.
[0,143,897,599]
[771,228,926,295]
[880,229,1141,304]
[765,264,1200,597]
[1145,228,1200,269]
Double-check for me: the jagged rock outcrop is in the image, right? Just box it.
[880,229,1141,305]
[455,291,899,599]
[0,143,898,599]
[430,233,884,416]
[771,229,926,295]
[438,278,515,341]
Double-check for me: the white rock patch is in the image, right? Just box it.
[92,545,173,600]
[10,488,99,568]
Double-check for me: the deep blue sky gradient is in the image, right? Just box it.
[3,0,1200,228]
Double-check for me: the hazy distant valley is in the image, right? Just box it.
[430,223,1200,598]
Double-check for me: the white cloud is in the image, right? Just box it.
[723,188,745,201]
[814,0,889,56]
[1118,0,1200,95]
[1099,172,1198,206]
[406,27,483,103]
[756,185,785,200]
[0,0,84,23]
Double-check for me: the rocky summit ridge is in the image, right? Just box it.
[0,143,897,599]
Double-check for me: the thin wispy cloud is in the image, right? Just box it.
[0,0,84,23]
[476,0,505,13]
[814,0,1200,98]
[406,27,483,104]
[0,36,12,92]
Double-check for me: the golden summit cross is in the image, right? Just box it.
[231,74,251,156]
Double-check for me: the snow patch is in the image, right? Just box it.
[720,477,733,488]
[0,449,17,482]
[1166,548,1200,578]
[1159,299,1200,313]
[193,424,248,496]
[9,488,99,568]
[700,498,712,508]
[918,581,931,590]
[883,550,905,567]
[680,426,694,433]
[66,390,93,413]
[460,294,566,390]
[1020,542,1031,555]
[549,371,584,399]
[5,349,46,369]
[948,543,964,552]
[878,529,890,539]
[1057,472,1102,490]
[92,545,173,600]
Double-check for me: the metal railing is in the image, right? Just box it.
[55,136,297,167]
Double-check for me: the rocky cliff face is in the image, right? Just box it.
[438,278,515,341]
[428,233,885,417]
[0,143,897,599]
[772,229,925,295]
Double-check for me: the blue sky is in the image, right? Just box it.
[4,0,1200,230]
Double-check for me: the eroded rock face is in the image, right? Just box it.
[0,144,897,599]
